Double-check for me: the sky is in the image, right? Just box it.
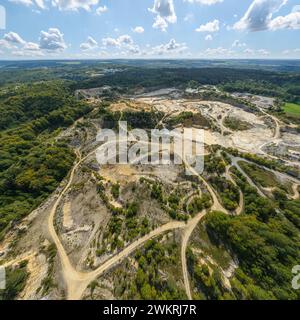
[0,0,299,59]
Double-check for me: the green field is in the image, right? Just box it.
[284,102,300,116]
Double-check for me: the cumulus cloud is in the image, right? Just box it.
[149,0,177,23]
[34,0,46,9]
[195,19,219,32]
[232,39,246,47]
[39,28,67,51]
[4,32,26,44]
[149,0,177,31]
[233,0,288,31]
[150,39,188,55]
[96,5,108,15]
[102,34,133,48]
[0,31,43,57]
[9,0,34,6]
[243,48,270,56]
[11,0,102,11]
[52,0,99,11]
[257,49,270,55]
[282,48,300,55]
[199,47,235,57]
[23,41,40,51]
[152,15,169,32]
[269,11,300,30]
[9,0,46,9]
[80,36,98,51]
[133,26,145,33]
[102,37,119,47]
[0,39,17,50]
[102,34,142,56]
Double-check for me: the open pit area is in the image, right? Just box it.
[1,87,299,301]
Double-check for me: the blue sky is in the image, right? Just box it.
[0,0,299,59]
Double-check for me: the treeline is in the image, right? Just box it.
[0,81,93,237]
[221,80,300,103]
[0,81,82,131]
[76,67,300,102]
[1,64,299,103]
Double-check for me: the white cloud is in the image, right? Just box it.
[80,36,98,51]
[102,34,133,48]
[200,47,235,57]
[35,0,46,9]
[184,0,223,5]
[39,28,67,51]
[102,34,142,56]
[0,39,17,50]
[205,34,213,40]
[52,0,99,11]
[244,48,255,55]
[232,39,246,47]
[195,19,219,32]
[23,41,40,51]
[149,0,177,23]
[133,26,145,33]
[118,35,133,45]
[149,0,177,31]
[283,48,300,56]
[153,15,168,32]
[9,0,34,6]
[257,48,270,55]
[0,31,44,57]
[150,39,188,55]
[9,0,46,9]
[102,37,120,47]
[233,0,287,31]
[269,11,300,30]
[4,32,26,44]
[243,48,270,56]
[96,5,108,15]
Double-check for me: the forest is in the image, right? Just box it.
[0,80,93,237]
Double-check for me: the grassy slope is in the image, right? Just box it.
[284,102,300,116]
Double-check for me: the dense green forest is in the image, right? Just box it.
[0,62,299,103]
[77,68,300,103]
[0,81,92,237]
[203,168,300,300]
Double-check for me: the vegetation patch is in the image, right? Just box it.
[166,112,210,129]
[284,102,300,117]
[223,116,253,131]
[0,261,29,300]
[238,161,291,193]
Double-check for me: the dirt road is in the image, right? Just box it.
[225,166,244,215]
[181,210,206,300]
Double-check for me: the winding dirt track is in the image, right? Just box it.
[4,106,298,300]
[181,210,206,300]
[46,134,228,300]
[225,166,244,215]
[180,160,228,300]
[48,146,187,299]
[48,108,298,300]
